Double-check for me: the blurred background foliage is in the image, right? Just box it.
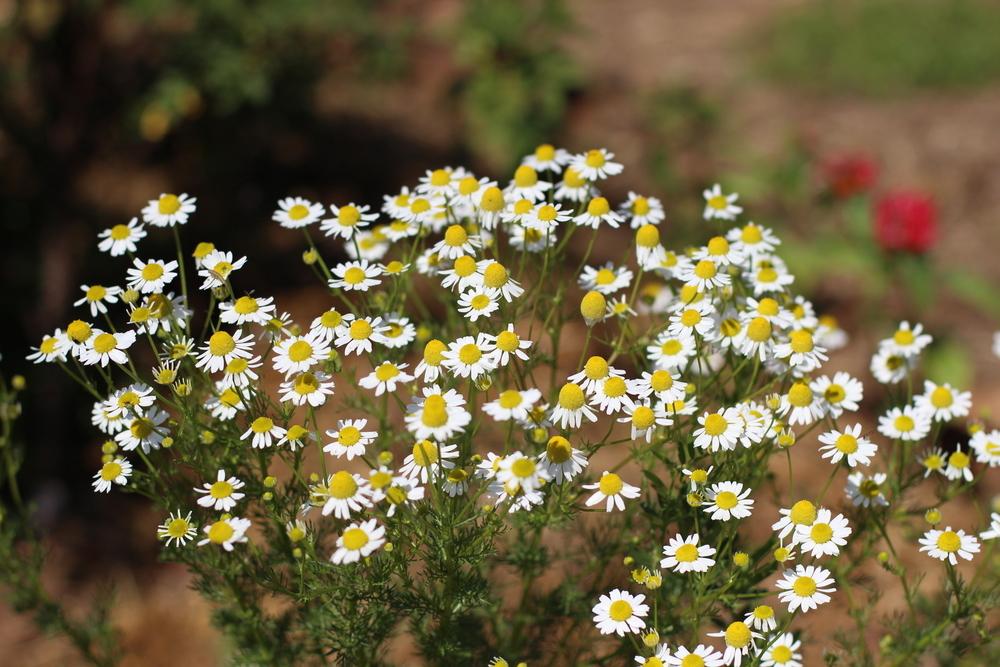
[1,0,1000,661]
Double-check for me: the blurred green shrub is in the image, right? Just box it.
[758,0,1000,94]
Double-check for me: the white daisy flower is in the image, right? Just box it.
[667,300,717,338]
[693,408,743,452]
[810,372,863,417]
[241,415,287,448]
[819,423,878,467]
[591,374,637,415]
[330,519,386,565]
[727,221,779,259]
[918,527,980,565]
[441,334,498,381]
[880,321,932,358]
[971,429,1000,467]
[579,263,633,295]
[915,380,972,422]
[142,193,196,227]
[75,284,121,317]
[760,632,802,667]
[521,202,571,234]
[744,605,777,633]
[708,621,760,667]
[404,386,471,442]
[702,183,742,221]
[483,388,541,422]
[575,196,623,229]
[206,385,245,421]
[678,258,731,292]
[778,381,824,426]
[106,383,156,418]
[646,329,696,370]
[774,328,827,374]
[334,314,388,356]
[379,315,417,349]
[592,589,647,636]
[195,469,246,511]
[219,295,276,326]
[795,508,851,557]
[660,533,716,573]
[324,419,377,460]
[496,452,551,494]
[554,166,589,202]
[157,510,197,547]
[845,471,889,508]
[703,481,754,521]
[772,500,818,542]
[776,564,836,613]
[457,287,500,322]
[571,148,623,181]
[414,339,448,383]
[550,382,598,430]
[666,645,726,667]
[26,329,69,364]
[309,308,347,345]
[476,260,523,303]
[221,355,263,389]
[198,250,247,290]
[943,445,974,482]
[273,197,324,229]
[584,471,641,512]
[490,324,532,366]
[618,401,672,442]
[195,329,255,373]
[328,259,383,292]
[398,440,459,483]
[440,255,483,293]
[127,258,178,294]
[537,436,587,484]
[506,165,552,202]
[320,471,373,519]
[80,329,136,367]
[320,202,378,240]
[877,405,932,442]
[870,346,914,385]
[98,218,146,256]
[277,371,334,409]
[92,457,133,493]
[621,192,664,229]
[359,361,414,396]
[198,516,251,551]
[522,143,571,172]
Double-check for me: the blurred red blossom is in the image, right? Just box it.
[873,191,938,254]
[823,154,878,198]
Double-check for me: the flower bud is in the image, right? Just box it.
[11,375,26,391]
[643,631,660,648]
[264,476,277,488]
[101,440,117,454]
[302,249,319,265]
[733,551,750,568]
[925,508,942,525]
[580,291,606,326]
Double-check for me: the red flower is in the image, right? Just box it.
[823,154,878,199]
[873,191,937,254]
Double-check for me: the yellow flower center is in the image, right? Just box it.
[675,543,699,563]
[632,196,650,215]
[660,339,682,355]
[607,599,632,622]
[141,263,164,281]
[207,520,235,544]
[99,462,122,481]
[714,491,738,510]
[537,204,558,222]
[374,363,399,382]
[724,621,751,648]
[546,436,572,463]
[470,294,491,310]
[558,383,586,410]
[498,390,523,409]
[511,457,536,479]
[787,382,813,408]
[329,471,358,499]
[287,340,313,362]
[632,406,655,429]
[824,384,846,403]
[421,396,448,428]
[411,440,440,466]
[930,386,953,408]
[948,450,969,469]
[792,576,817,597]
[835,434,858,454]
[343,267,367,285]
[349,320,373,340]
[693,259,717,280]
[649,370,673,393]
[603,377,627,398]
[936,530,961,552]
[584,149,606,168]
[747,317,772,342]
[166,518,190,538]
[563,167,586,188]
[429,168,450,186]
[341,527,369,551]
[636,224,660,248]
[587,197,610,217]
[250,416,274,434]
[338,426,362,446]
[483,262,508,288]
[720,318,741,338]
[789,330,814,354]
[479,186,504,212]
[708,194,729,210]
[771,646,793,664]
[209,480,234,499]
[233,296,258,315]
[86,285,107,301]
[158,194,181,215]
[893,329,915,345]
[338,205,361,227]
[288,204,308,220]
[599,472,624,496]
[703,413,728,436]
[320,310,343,329]
[458,343,482,365]
[513,165,538,188]
[680,655,705,667]
[790,500,817,525]
[810,522,833,543]
[894,415,915,432]
[110,224,131,240]
[444,224,468,247]
[423,339,446,365]
[209,331,236,356]
[495,330,519,352]
[92,333,117,354]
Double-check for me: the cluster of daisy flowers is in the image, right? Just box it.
[25,145,1000,664]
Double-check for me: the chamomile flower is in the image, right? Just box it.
[198,250,247,290]
[26,329,69,364]
[441,334,498,380]
[980,513,1000,541]
[708,621,759,667]
[506,165,551,202]
[309,308,346,345]
[567,355,623,395]
[509,224,555,253]
[748,256,795,296]
[819,424,877,467]
[127,258,178,294]
[845,471,889,508]
[919,527,980,564]
[483,388,541,422]
[621,192,664,228]
[702,184,742,221]
[98,218,146,256]
[579,263,633,295]
[778,381,823,426]
[880,321,932,358]
[321,202,378,240]
[432,224,482,260]
[92,457,132,493]
[330,519,386,564]
[522,143,570,172]
[647,329,696,370]
[619,401,672,442]
[550,382,598,430]
[273,196,324,228]
[106,383,156,418]
[915,381,972,422]
[760,633,802,667]
[221,355,263,389]
[522,202,571,233]
[75,284,121,317]
[666,645,726,667]
[323,419,377,460]
[114,406,170,453]
[404,386,471,441]
[774,328,827,374]
[693,408,743,452]
[776,564,836,613]
[727,221,779,259]
[660,533,716,573]
[682,466,713,491]
[943,445,974,482]
[328,259,383,292]
[157,510,197,547]
[319,471,373,519]
[744,605,777,633]
[220,295,276,326]
[554,166,589,202]
[704,481,754,521]
[80,329,136,367]
[206,385,245,421]
[538,436,587,483]
[142,193,196,227]
[870,346,913,385]
[877,405,932,442]
[399,440,459,483]
[497,452,551,494]
[679,258,731,292]
[414,339,448,383]
[359,361,414,396]
[440,255,482,292]
[667,300,717,338]
[810,372,863,417]
[335,315,387,356]
[241,415,287,448]
[379,315,416,349]
[634,644,671,667]
[584,471,641,512]
[457,287,500,322]
[772,500,818,542]
[196,329,255,373]
[795,508,851,557]
[198,516,251,551]
[491,324,532,365]
[477,260,523,302]
[572,148,623,181]
[630,369,687,405]
[195,470,246,511]
[971,429,1000,466]
[575,196,623,229]
[592,589,648,636]
[592,374,637,415]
